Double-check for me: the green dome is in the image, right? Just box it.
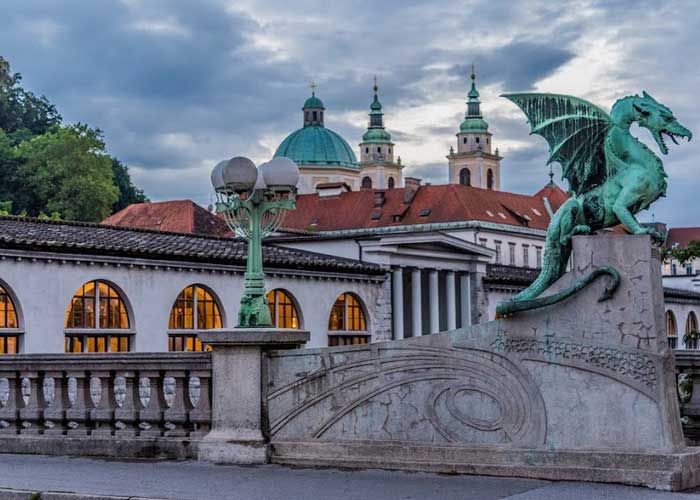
[362,127,392,143]
[460,117,489,133]
[303,95,324,109]
[274,125,358,169]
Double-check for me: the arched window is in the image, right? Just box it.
[361,176,372,189]
[0,284,20,354]
[476,137,480,143]
[312,110,317,121]
[463,137,467,144]
[459,168,471,186]
[686,312,699,350]
[487,169,494,190]
[267,289,301,329]
[328,293,369,346]
[667,310,678,349]
[65,281,131,353]
[365,147,369,154]
[377,147,381,153]
[387,177,395,189]
[168,285,222,352]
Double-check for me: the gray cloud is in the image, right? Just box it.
[1,0,697,226]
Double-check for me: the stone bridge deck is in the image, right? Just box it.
[0,453,699,500]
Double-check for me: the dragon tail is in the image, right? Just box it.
[495,198,621,317]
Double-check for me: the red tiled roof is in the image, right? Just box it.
[103,200,232,237]
[667,227,700,248]
[282,183,569,232]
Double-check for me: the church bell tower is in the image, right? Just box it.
[447,66,502,189]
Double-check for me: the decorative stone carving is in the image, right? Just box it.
[163,377,176,408]
[164,421,176,431]
[67,377,78,407]
[20,377,30,406]
[115,421,126,430]
[67,421,79,430]
[267,346,546,446]
[138,377,151,408]
[0,420,9,429]
[89,377,102,407]
[188,376,201,408]
[21,421,31,429]
[42,377,55,407]
[44,420,55,429]
[114,376,126,408]
[0,378,9,407]
[139,422,152,431]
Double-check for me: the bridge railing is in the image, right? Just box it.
[0,353,211,444]
[673,350,700,445]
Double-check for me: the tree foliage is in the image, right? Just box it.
[0,56,147,221]
[663,241,700,266]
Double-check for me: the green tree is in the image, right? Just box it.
[111,157,148,212]
[0,56,61,138]
[15,124,119,221]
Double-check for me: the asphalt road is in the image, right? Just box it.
[0,454,699,500]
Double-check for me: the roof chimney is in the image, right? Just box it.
[404,177,421,204]
[374,190,386,208]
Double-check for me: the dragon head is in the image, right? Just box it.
[633,91,692,155]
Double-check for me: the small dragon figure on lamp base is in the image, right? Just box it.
[496,91,692,317]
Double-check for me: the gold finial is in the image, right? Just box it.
[309,80,317,96]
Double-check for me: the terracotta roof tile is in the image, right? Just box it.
[667,227,700,248]
[283,183,570,232]
[103,200,232,237]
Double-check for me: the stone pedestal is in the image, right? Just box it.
[197,328,308,465]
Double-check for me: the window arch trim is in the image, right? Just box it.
[167,284,225,332]
[266,288,303,329]
[0,279,22,332]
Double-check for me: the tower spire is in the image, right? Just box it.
[309,80,317,96]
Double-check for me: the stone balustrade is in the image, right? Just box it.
[0,353,211,458]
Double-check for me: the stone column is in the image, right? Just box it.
[446,271,457,330]
[429,270,439,334]
[197,329,309,465]
[392,267,404,340]
[411,268,422,336]
[460,273,471,327]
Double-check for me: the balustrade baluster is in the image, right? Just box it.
[163,370,188,437]
[89,371,112,437]
[0,371,19,434]
[136,370,162,437]
[188,370,211,438]
[42,371,64,435]
[18,372,41,435]
[65,370,89,436]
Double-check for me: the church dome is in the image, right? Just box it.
[362,127,392,143]
[303,95,324,109]
[275,90,358,169]
[460,116,489,133]
[275,125,358,168]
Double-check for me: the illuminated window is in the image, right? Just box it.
[267,289,300,329]
[0,285,19,354]
[328,293,369,346]
[667,310,677,349]
[686,312,699,350]
[64,281,130,353]
[168,285,222,352]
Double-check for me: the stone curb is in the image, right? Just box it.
[0,488,168,500]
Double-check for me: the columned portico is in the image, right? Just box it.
[357,232,494,339]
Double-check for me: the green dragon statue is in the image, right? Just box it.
[496,91,692,317]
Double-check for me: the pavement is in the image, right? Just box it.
[1,454,700,500]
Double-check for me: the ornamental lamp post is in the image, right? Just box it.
[211,156,300,328]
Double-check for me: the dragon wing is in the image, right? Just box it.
[503,93,612,194]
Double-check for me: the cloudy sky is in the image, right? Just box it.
[2,0,698,226]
